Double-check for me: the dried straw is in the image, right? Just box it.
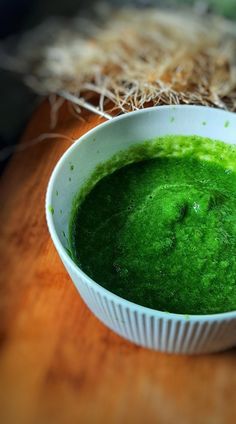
[1,8,236,117]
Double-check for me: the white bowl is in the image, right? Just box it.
[46,105,236,354]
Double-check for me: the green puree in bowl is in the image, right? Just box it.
[69,135,236,315]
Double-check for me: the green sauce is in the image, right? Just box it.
[69,135,236,315]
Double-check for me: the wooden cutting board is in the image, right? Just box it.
[0,99,236,424]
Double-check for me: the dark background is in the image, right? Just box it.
[0,0,236,172]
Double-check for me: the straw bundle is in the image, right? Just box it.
[2,7,236,117]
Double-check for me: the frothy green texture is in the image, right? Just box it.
[69,135,236,315]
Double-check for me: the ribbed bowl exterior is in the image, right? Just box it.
[64,260,236,354]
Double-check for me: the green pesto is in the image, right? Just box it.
[48,205,54,215]
[69,135,236,315]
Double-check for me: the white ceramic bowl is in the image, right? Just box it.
[46,105,236,354]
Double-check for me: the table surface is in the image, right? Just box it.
[0,99,236,424]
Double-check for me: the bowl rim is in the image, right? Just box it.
[46,104,236,321]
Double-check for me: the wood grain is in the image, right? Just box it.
[0,99,236,424]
